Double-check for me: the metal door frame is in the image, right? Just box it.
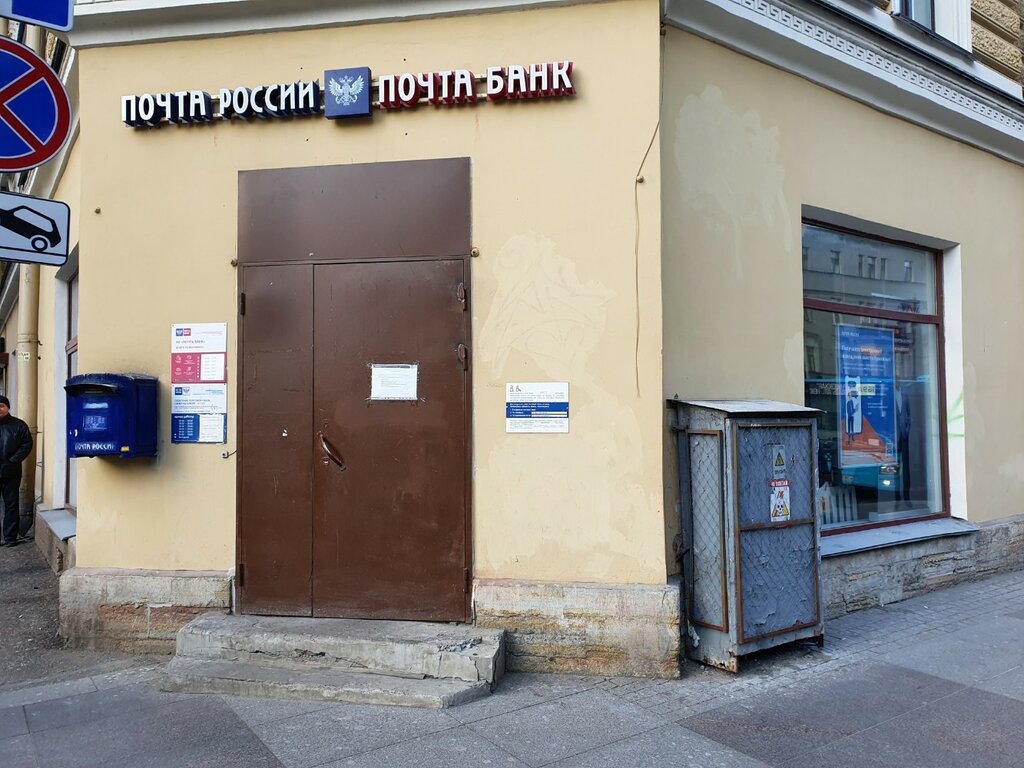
[236,254,474,621]
[235,157,474,622]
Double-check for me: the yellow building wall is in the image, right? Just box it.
[75,0,668,580]
[37,139,82,511]
[662,30,1024,524]
[52,139,81,247]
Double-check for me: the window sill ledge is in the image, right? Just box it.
[820,517,977,558]
[37,508,77,542]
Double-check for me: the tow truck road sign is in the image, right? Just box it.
[0,0,73,32]
[0,37,71,172]
[0,190,69,266]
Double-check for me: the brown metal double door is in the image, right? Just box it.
[238,258,470,621]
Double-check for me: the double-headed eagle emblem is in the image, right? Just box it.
[328,75,365,107]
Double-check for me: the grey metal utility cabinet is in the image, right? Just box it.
[670,400,825,672]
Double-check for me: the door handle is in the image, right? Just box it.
[318,431,347,471]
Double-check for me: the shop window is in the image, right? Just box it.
[802,222,946,533]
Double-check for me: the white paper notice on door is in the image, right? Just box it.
[370,364,418,401]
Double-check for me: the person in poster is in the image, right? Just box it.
[844,378,862,442]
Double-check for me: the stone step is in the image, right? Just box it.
[174,613,505,685]
[162,657,490,709]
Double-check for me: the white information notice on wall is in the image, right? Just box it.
[370,364,418,401]
[171,384,228,414]
[170,323,228,353]
[506,382,569,434]
[170,322,229,444]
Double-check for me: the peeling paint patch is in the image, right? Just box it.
[479,232,613,379]
[476,232,660,580]
[998,454,1024,483]
[674,85,791,277]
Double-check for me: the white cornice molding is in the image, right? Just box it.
[70,0,593,48]
[664,0,1024,166]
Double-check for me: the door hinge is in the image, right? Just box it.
[464,568,471,594]
[456,281,468,311]
[236,562,245,587]
[456,343,469,371]
[239,292,246,316]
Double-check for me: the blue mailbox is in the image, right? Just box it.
[66,374,158,458]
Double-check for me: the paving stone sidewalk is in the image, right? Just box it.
[2,541,1022,767]
[0,540,160,691]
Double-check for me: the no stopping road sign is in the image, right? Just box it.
[0,37,71,173]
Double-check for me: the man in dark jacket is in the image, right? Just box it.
[0,395,32,547]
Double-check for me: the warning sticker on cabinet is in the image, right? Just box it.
[770,479,791,522]
[770,444,787,480]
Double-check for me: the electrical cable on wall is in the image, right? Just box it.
[632,27,666,397]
